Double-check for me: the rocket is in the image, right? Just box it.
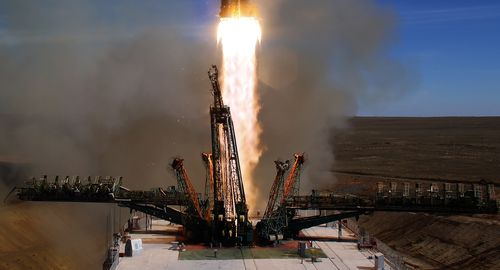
[220,0,257,18]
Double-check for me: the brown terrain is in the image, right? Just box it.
[333,117,500,182]
[333,117,500,269]
[0,161,126,270]
[1,117,499,269]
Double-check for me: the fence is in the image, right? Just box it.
[345,218,412,270]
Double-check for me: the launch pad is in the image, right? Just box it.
[11,66,498,249]
[9,65,498,270]
[115,224,373,270]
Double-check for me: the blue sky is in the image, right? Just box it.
[362,0,500,116]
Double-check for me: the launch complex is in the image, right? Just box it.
[13,64,498,246]
[6,0,499,269]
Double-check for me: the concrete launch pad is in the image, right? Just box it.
[116,225,382,270]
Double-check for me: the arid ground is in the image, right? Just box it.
[334,117,500,182]
[333,117,500,269]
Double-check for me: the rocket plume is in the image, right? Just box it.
[217,17,262,211]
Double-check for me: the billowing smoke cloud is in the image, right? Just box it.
[0,1,217,269]
[250,0,416,211]
[0,1,216,188]
[0,0,415,267]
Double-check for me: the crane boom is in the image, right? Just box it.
[202,152,214,220]
[281,154,305,204]
[257,154,305,241]
[171,158,203,219]
[263,160,290,219]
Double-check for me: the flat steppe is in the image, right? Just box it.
[333,117,500,269]
[333,117,500,183]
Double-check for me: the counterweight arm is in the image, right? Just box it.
[281,154,305,204]
[171,158,204,219]
[263,160,290,219]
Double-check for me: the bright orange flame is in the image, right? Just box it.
[217,17,262,211]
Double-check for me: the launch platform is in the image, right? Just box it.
[116,220,382,270]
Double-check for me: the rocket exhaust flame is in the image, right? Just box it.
[217,17,262,211]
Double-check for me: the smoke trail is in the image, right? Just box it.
[249,0,416,211]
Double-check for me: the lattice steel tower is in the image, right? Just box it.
[207,65,252,245]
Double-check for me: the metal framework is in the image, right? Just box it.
[258,154,305,242]
[12,174,498,243]
[281,154,305,203]
[201,152,214,220]
[263,160,290,218]
[208,65,251,245]
[257,160,289,241]
[171,158,203,219]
